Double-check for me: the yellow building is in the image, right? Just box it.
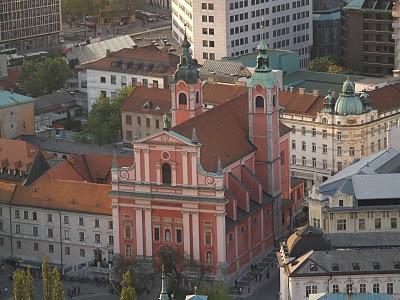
[0,90,34,139]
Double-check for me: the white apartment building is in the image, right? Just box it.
[171,0,313,66]
[308,147,400,235]
[80,45,179,111]
[280,79,400,192]
[277,227,400,300]
[0,203,114,269]
[0,0,62,50]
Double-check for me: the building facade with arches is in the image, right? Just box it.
[110,36,303,280]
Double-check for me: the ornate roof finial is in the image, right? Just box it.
[194,285,198,295]
[217,157,223,175]
[191,127,199,143]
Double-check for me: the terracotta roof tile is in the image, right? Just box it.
[368,83,400,114]
[0,181,17,204]
[173,94,256,172]
[121,86,171,115]
[0,138,38,172]
[12,172,111,215]
[48,154,133,184]
[202,82,247,105]
[279,91,324,117]
[81,45,179,76]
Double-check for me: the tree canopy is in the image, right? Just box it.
[120,271,136,300]
[308,56,347,74]
[18,56,72,97]
[76,85,133,145]
[197,281,231,300]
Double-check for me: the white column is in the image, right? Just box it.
[182,152,188,186]
[192,212,200,260]
[112,202,120,254]
[183,211,191,256]
[144,149,150,182]
[135,208,144,256]
[156,162,161,184]
[216,213,226,263]
[134,148,141,182]
[172,163,177,186]
[144,208,152,257]
[191,154,197,186]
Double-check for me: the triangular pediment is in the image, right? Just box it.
[133,130,196,147]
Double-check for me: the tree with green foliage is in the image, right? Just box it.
[76,85,133,144]
[61,0,109,23]
[41,259,52,300]
[120,271,136,300]
[197,281,230,300]
[24,268,35,300]
[51,268,64,300]
[308,56,347,74]
[18,56,72,97]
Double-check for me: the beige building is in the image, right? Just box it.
[0,90,34,139]
[280,79,400,192]
[0,0,61,50]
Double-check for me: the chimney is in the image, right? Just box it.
[106,49,111,57]
[284,86,289,92]
[394,70,400,78]
[299,87,306,95]
[312,89,319,96]
[290,87,294,93]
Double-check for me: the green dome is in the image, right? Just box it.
[174,34,199,84]
[334,79,364,115]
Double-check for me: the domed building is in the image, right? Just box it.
[279,76,400,192]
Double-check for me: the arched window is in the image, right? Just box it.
[125,244,132,257]
[321,117,328,124]
[272,94,277,107]
[196,91,200,104]
[255,96,264,109]
[162,163,172,184]
[165,228,171,242]
[124,224,131,239]
[206,251,213,267]
[179,93,187,105]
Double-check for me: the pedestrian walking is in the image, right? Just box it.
[234,279,238,287]
[77,285,80,294]
[73,286,76,295]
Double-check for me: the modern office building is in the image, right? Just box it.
[171,0,313,66]
[341,0,394,76]
[0,0,62,51]
[312,0,341,58]
[147,0,170,9]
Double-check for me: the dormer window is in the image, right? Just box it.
[332,264,339,271]
[255,96,264,110]
[373,262,380,270]
[310,264,317,271]
[394,262,400,269]
[162,163,172,185]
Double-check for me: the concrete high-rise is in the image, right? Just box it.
[171,0,313,67]
[0,0,62,51]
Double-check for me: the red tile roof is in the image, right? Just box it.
[173,93,258,173]
[81,45,179,76]
[202,82,247,105]
[121,86,171,115]
[48,153,133,184]
[0,138,38,172]
[279,91,324,117]
[368,83,400,114]
[11,172,111,215]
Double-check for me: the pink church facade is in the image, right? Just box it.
[110,37,303,279]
